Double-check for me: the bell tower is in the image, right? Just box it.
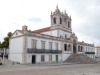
[51,5,62,26]
[50,5,72,32]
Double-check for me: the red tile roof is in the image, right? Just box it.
[33,27,50,33]
[95,46,100,48]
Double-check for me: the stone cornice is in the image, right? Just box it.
[50,26,72,33]
[11,31,72,43]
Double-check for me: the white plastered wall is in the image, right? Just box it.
[62,54,71,61]
[9,37,23,63]
[27,37,61,50]
[26,54,62,63]
[58,30,71,38]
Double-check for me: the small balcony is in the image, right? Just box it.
[85,52,95,54]
[27,48,62,54]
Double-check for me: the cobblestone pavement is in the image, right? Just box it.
[0,63,100,75]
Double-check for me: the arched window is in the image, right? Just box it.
[64,44,67,51]
[68,44,71,51]
[60,17,62,24]
[81,46,83,52]
[65,34,67,38]
[53,17,56,24]
[73,40,76,45]
[78,46,80,51]
[60,35,63,38]
[68,21,70,27]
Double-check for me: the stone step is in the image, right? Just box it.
[64,54,97,64]
[0,57,13,65]
[3,58,13,65]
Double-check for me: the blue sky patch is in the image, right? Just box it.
[28,18,42,23]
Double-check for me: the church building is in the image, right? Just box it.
[9,6,95,64]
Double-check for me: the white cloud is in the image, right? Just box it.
[0,0,99,46]
[0,0,65,40]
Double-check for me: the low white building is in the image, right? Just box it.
[9,6,95,64]
[95,46,100,58]
[84,44,95,59]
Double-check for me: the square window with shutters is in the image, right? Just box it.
[55,43,59,50]
[49,42,53,50]
[49,55,52,61]
[41,55,45,61]
[31,39,37,49]
[41,41,45,50]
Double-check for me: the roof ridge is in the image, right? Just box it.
[33,27,50,33]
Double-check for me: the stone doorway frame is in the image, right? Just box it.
[32,55,36,64]
[73,40,77,54]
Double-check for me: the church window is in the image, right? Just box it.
[68,21,70,28]
[64,44,67,51]
[73,40,76,45]
[53,17,56,24]
[60,17,62,24]
[81,46,83,52]
[65,34,67,38]
[78,46,80,51]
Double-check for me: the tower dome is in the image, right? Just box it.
[55,5,60,13]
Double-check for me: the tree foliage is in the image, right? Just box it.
[0,32,12,48]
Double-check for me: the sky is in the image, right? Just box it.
[0,0,100,46]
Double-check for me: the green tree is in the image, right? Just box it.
[1,32,12,48]
[0,41,2,48]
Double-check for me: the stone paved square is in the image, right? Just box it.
[0,63,100,75]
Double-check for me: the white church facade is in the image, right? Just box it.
[9,6,95,64]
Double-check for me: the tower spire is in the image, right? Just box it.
[56,4,58,9]
[55,5,60,13]
[64,9,66,14]
[64,9,68,16]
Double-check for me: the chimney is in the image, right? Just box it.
[22,25,28,31]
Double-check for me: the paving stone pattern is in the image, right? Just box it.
[0,64,100,75]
